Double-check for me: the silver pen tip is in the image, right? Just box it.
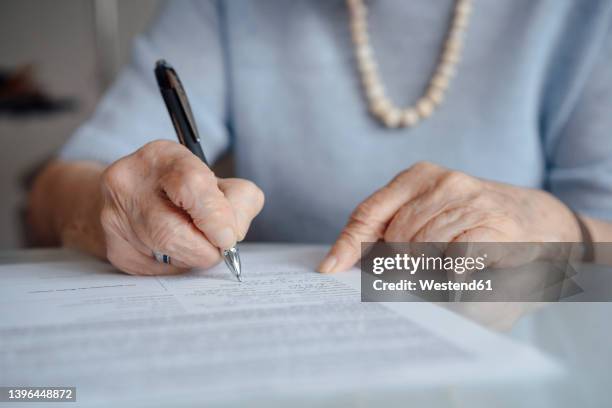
[222,246,242,282]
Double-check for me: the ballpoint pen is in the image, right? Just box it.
[154,59,242,282]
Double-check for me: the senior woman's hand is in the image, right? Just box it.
[29,140,264,276]
[318,161,581,273]
[99,140,264,275]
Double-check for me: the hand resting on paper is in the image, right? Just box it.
[319,161,583,273]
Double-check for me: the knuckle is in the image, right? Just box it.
[163,168,217,211]
[440,170,471,189]
[412,161,437,174]
[101,162,127,192]
[348,202,385,240]
[339,228,362,252]
[137,140,174,163]
[184,169,215,188]
[352,201,376,225]
[392,161,437,185]
[391,169,412,185]
[142,139,176,155]
[352,196,385,229]
[138,140,195,171]
[169,161,215,190]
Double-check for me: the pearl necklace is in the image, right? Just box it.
[347,0,473,128]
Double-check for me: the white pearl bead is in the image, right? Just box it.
[366,82,385,100]
[442,48,460,64]
[362,70,381,89]
[447,27,464,44]
[437,63,455,78]
[453,13,469,30]
[400,109,419,127]
[355,45,372,62]
[349,4,367,19]
[382,108,402,128]
[416,97,435,118]
[358,57,378,75]
[445,38,462,55]
[427,87,444,105]
[351,19,367,35]
[370,97,392,116]
[352,29,368,46]
[431,73,450,90]
[456,0,472,16]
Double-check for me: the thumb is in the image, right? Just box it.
[217,178,265,241]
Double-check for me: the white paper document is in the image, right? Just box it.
[0,244,562,407]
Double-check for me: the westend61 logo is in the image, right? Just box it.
[372,253,487,275]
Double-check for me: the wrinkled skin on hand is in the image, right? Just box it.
[100,140,264,275]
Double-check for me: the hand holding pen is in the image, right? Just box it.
[152,59,265,281]
[89,61,263,278]
[98,137,263,277]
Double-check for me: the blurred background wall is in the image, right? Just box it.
[0,0,160,249]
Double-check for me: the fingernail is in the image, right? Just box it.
[211,227,236,250]
[318,255,337,273]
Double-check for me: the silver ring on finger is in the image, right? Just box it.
[152,251,172,265]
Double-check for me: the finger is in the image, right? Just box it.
[319,162,443,273]
[383,187,460,242]
[218,178,265,241]
[318,194,397,274]
[159,157,238,250]
[131,197,222,269]
[410,206,482,242]
[407,205,498,273]
[383,167,483,243]
[104,226,189,276]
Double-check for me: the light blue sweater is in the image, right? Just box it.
[60,0,612,243]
